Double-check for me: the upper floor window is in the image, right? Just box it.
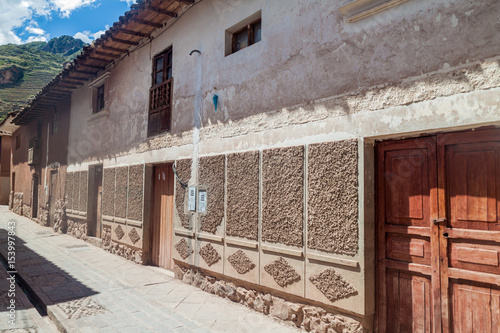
[88,72,110,116]
[225,11,262,56]
[95,85,105,114]
[148,47,173,136]
[15,134,21,150]
[232,19,261,53]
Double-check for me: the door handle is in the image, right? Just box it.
[432,218,447,225]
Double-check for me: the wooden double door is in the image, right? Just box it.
[377,129,500,332]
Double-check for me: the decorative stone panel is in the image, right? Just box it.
[309,268,358,303]
[264,257,301,288]
[199,155,225,234]
[228,249,256,274]
[226,151,259,240]
[175,238,193,259]
[102,168,115,217]
[307,140,359,255]
[78,171,88,213]
[128,228,140,245]
[114,225,125,240]
[262,146,304,247]
[65,172,73,210]
[115,167,128,219]
[127,164,144,221]
[199,243,221,267]
[174,159,191,229]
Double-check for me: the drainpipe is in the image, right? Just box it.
[191,48,203,187]
[44,123,50,203]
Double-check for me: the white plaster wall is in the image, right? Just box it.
[65,0,500,320]
[67,0,500,166]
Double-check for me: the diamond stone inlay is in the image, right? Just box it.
[199,243,221,267]
[228,250,255,274]
[309,268,358,303]
[264,257,301,288]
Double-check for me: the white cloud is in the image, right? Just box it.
[73,25,108,44]
[0,0,96,45]
[25,21,46,35]
[120,0,136,6]
[50,0,96,18]
[26,35,48,42]
[74,31,92,44]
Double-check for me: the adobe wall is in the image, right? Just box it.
[62,0,500,330]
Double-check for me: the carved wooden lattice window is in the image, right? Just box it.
[149,47,173,136]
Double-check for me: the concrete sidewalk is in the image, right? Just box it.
[0,206,302,332]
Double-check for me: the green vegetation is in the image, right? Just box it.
[0,36,86,121]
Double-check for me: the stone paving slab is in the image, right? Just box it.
[0,261,58,332]
[0,207,302,333]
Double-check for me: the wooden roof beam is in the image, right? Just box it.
[94,51,121,59]
[63,76,88,82]
[100,45,129,53]
[79,63,107,71]
[111,37,139,46]
[119,28,151,38]
[74,69,99,76]
[147,7,178,18]
[134,19,163,28]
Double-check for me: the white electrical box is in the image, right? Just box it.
[198,190,207,213]
[188,186,196,211]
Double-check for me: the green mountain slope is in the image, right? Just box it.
[0,36,86,120]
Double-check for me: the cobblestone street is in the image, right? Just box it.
[0,206,301,332]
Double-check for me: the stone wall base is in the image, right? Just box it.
[53,199,67,233]
[13,193,22,215]
[101,225,142,264]
[22,204,31,219]
[174,265,366,333]
[37,205,49,226]
[67,217,87,240]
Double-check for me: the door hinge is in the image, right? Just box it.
[432,218,447,224]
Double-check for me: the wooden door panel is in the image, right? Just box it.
[385,149,430,227]
[387,269,432,333]
[386,234,431,265]
[451,282,500,333]
[449,241,500,275]
[446,142,500,231]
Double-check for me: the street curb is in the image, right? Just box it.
[0,245,80,333]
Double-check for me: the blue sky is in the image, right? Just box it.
[0,0,136,45]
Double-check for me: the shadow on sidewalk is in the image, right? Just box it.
[0,226,99,316]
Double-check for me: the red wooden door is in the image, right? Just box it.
[438,130,500,333]
[377,137,440,333]
[378,129,500,332]
[151,164,174,269]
